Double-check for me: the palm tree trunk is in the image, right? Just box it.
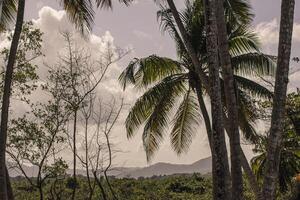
[0,1,25,199]
[262,0,295,199]
[6,166,14,200]
[202,0,231,199]
[195,81,263,199]
[215,0,243,199]
[165,1,230,199]
[195,83,212,148]
[222,114,264,200]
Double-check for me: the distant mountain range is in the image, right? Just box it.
[8,157,212,179]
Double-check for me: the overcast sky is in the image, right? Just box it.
[5,0,300,167]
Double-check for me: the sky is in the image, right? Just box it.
[2,0,300,168]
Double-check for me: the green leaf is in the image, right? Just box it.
[170,89,201,155]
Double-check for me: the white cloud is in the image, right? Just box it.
[255,18,300,53]
[254,18,300,92]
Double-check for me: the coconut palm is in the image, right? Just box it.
[262,1,295,199]
[119,0,274,161]
[119,2,275,197]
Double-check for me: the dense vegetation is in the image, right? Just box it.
[10,174,299,200]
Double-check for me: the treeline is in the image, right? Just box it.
[10,174,299,200]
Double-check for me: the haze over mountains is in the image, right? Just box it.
[8,157,212,179]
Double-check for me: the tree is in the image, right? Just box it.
[0,21,42,200]
[251,131,299,193]
[262,0,296,199]
[0,0,134,199]
[120,0,274,198]
[78,96,124,200]
[252,92,300,194]
[215,0,245,197]
[202,0,231,198]
[0,1,25,198]
[48,33,128,199]
[7,99,69,200]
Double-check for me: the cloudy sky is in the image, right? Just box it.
[4,0,300,167]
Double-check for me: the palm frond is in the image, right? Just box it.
[170,89,201,155]
[232,53,276,77]
[237,91,259,143]
[0,0,17,32]
[235,75,273,99]
[61,0,95,34]
[142,75,188,161]
[224,0,254,25]
[95,0,133,8]
[119,55,183,90]
[229,26,260,56]
[157,6,187,60]
[125,74,187,139]
[251,152,266,181]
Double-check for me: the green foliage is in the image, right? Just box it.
[10,173,296,200]
[251,91,300,193]
[0,21,42,101]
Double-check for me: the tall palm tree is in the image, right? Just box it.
[0,1,25,199]
[215,0,245,197]
[202,0,231,198]
[120,0,275,198]
[262,0,295,199]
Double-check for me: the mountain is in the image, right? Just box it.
[8,157,212,179]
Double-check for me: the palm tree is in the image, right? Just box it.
[119,0,274,198]
[202,0,231,198]
[215,0,245,197]
[251,125,300,193]
[262,0,295,199]
[0,1,25,199]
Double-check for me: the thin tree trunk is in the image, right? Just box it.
[262,0,295,199]
[0,1,25,199]
[93,172,108,200]
[215,0,243,199]
[84,117,93,200]
[38,184,43,200]
[104,132,118,200]
[195,82,212,148]
[71,110,78,200]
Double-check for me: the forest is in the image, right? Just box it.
[0,0,299,200]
